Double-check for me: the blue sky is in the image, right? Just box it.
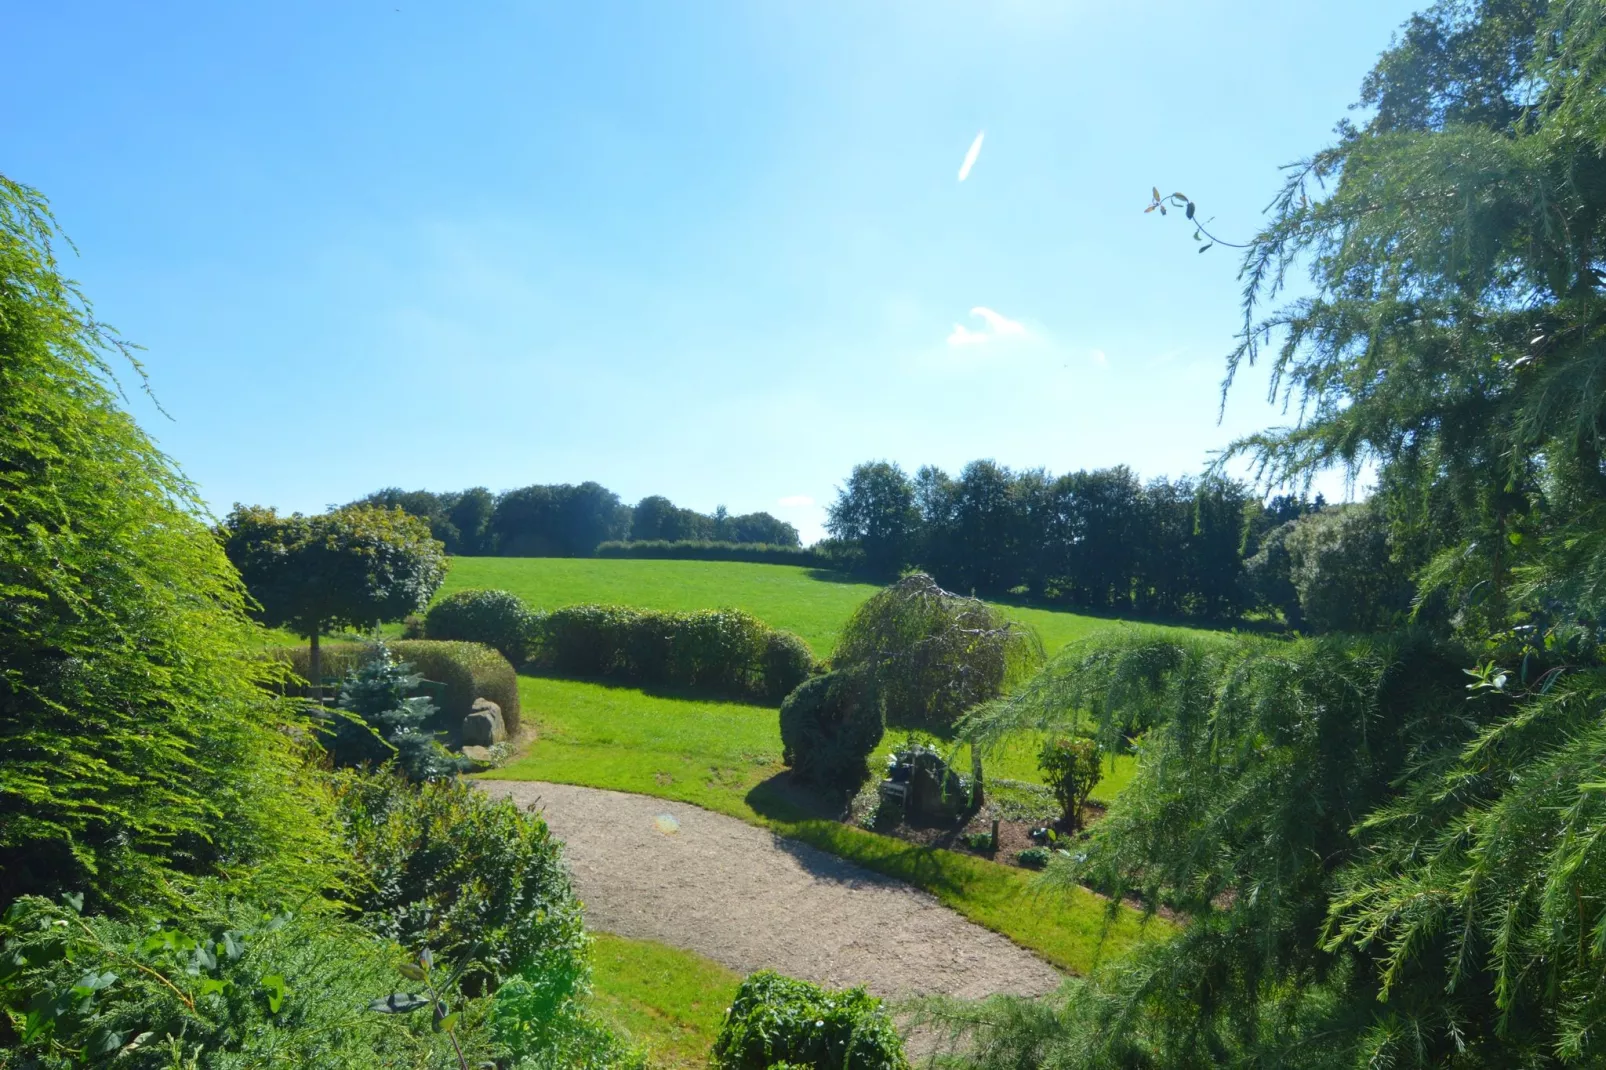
[6,1,1417,543]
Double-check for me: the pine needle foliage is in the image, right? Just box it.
[942,3,1606,1063]
[1221,0,1606,645]
[947,631,1487,1067]
[0,175,338,911]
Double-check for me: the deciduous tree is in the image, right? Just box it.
[220,504,446,690]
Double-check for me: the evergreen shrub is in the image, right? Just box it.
[335,772,585,997]
[423,587,538,664]
[761,630,819,702]
[535,604,816,701]
[325,646,463,782]
[778,671,883,791]
[710,970,908,1070]
[273,640,519,736]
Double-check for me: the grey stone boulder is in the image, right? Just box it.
[459,745,495,768]
[462,698,507,746]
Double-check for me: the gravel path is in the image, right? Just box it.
[477,780,1062,1002]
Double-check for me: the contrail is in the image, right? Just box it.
[958,130,985,182]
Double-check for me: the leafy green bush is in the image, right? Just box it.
[709,970,907,1070]
[535,604,816,701]
[335,772,585,997]
[1016,847,1051,869]
[594,540,828,566]
[778,670,884,792]
[325,645,463,782]
[273,640,520,736]
[424,588,539,665]
[761,630,819,702]
[1038,736,1102,828]
[1284,503,1414,634]
[0,894,488,1069]
[0,176,338,911]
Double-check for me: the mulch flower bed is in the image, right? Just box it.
[847,789,1105,870]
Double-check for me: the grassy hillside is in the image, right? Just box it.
[442,556,1182,656]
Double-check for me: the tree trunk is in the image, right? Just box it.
[309,627,322,702]
[970,745,985,809]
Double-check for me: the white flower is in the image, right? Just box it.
[816,1019,824,1027]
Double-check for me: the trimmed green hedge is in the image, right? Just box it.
[271,639,520,735]
[710,970,907,1069]
[534,605,818,702]
[594,540,829,566]
[423,586,538,664]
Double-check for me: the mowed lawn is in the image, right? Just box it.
[589,933,740,1070]
[441,556,1145,656]
[493,675,1160,974]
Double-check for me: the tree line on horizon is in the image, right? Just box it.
[826,459,1333,620]
[350,483,801,557]
[352,462,1380,625]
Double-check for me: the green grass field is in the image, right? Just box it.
[441,556,1164,656]
[589,933,740,1069]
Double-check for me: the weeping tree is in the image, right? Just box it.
[932,1,1606,1065]
[834,573,1042,804]
[0,175,339,909]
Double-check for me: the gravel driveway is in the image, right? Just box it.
[476,780,1062,1002]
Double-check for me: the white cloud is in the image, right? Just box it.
[1090,348,1108,365]
[957,130,985,182]
[777,494,814,507]
[947,323,991,346]
[946,306,1029,347]
[971,306,1027,337]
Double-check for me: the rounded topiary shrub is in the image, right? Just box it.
[711,969,908,1070]
[423,587,537,665]
[761,630,817,702]
[778,670,883,791]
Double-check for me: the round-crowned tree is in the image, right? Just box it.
[424,587,537,665]
[220,503,447,691]
[778,670,883,791]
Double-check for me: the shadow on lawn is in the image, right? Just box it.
[744,771,841,823]
[744,771,973,898]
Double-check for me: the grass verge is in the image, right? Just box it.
[589,933,740,1070]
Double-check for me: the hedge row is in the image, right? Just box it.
[534,604,817,701]
[593,540,830,567]
[270,639,520,735]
